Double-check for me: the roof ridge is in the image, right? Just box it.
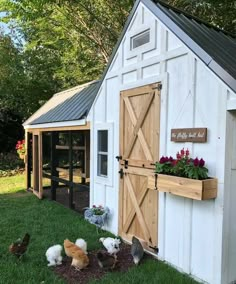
[53,80,99,97]
[153,0,236,38]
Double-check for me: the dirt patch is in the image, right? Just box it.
[54,243,151,284]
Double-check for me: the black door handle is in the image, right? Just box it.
[118,168,124,179]
[116,155,122,161]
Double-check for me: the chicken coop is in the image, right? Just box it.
[23,0,236,283]
[88,1,236,284]
[23,81,99,211]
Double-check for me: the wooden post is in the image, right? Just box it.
[38,131,43,199]
[25,130,32,190]
[85,130,90,181]
[50,132,58,201]
[32,134,39,193]
[69,131,74,209]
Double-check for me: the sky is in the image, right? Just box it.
[0,12,11,34]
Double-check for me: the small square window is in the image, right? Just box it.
[131,29,150,50]
[97,130,108,177]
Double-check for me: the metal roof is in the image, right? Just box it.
[99,0,236,93]
[149,0,236,92]
[24,80,99,126]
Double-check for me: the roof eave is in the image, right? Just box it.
[24,118,87,130]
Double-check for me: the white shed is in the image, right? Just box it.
[89,1,236,284]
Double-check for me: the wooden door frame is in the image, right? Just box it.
[32,131,43,199]
[118,82,161,248]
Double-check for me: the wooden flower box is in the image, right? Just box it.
[157,174,217,200]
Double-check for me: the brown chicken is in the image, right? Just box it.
[9,233,30,258]
[96,250,117,270]
[64,239,89,270]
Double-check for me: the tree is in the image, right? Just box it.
[165,0,236,34]
[0,0,134,86]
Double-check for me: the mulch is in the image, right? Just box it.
[53,243,152,284]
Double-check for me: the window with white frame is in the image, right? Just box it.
[131,29,150,50]
[97,130,108,177]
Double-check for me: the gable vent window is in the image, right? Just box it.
[131,29,150,50]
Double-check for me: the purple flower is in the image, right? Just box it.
[169,156,174,162]
[193,158,199,167]
[159,156,166,164]
[199,158,205,167]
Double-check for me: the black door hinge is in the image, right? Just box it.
[149,246,159,254]
[152,84,162,91]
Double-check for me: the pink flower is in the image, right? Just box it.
[186,149,189,156]
[180,148,185,156]
[176,152,181,160]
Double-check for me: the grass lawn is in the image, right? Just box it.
[0,175,199,284]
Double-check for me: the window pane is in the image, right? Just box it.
[98,154,108,176]
[98,130,108,152]
[131,30,150,49]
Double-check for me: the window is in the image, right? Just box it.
[131,29,150,50]
[97,130,108,177]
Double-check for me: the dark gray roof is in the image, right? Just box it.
[150,0,236,92]
[100,0,236,92]
[25,81,99,126]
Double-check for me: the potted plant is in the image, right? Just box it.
[15,140,26,160]
[84,205,110,228]
[155,148,217,200]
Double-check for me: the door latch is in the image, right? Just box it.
[115,155,122,161]
[118,168,124,179]
[124,160,128,169]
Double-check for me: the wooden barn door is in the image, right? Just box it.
[119,83,161,251]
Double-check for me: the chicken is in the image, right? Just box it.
[64,239,89,270]
[9,233,30,258]
[75,238,87,254]
[99,237,121,256]
[96,250,117,270]
[45,244,63,266]
[131,236,144,265]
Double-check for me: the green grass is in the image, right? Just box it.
[0,175,199,284]
[0,174,25,195]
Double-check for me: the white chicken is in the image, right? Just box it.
[75,238,88,254]
[99,237,121,256]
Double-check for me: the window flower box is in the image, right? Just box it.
[157,174,217,200]
[155,148,218,200]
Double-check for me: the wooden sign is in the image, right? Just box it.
[171,128,207,143]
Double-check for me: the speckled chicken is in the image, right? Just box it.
[131,236,144,265]
[96,250,117,270]
[9,233,30,258]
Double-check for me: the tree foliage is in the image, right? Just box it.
[0,0,234,153]
[165,0,236,34]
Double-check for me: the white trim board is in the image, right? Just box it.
[24,119,86,129]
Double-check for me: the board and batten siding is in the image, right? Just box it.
[89,2,236,284]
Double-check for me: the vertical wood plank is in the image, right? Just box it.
[38,132,43,199]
